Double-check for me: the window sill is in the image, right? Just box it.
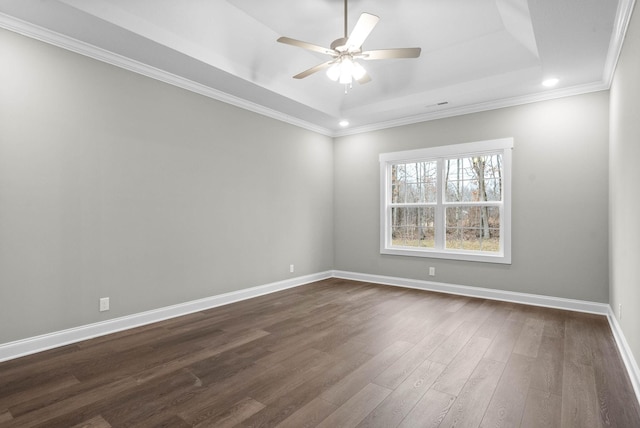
[381,246,511,264]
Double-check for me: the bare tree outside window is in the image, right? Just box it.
[390,161,437,247]
[444,154,502,252]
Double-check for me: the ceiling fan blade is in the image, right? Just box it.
[360,47,422,60]
[293,61,334,79]
[277,37,335,56]
[344,13,379,51]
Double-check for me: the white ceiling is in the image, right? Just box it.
[0,0,632,136]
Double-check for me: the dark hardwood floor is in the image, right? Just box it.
[1,278,638,427]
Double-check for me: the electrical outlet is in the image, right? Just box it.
[99,297,110,312]
[290,264,295,273]
[429,267,435,276]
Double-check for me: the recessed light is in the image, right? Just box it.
[542,78,559,87]
[339,120,349,127]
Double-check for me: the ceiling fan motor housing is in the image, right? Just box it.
[330,37,349,52]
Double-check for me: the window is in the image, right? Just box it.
[380,138,512,264]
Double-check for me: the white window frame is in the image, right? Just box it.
[380,138,513,264]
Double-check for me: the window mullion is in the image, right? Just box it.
[434,158,445,250]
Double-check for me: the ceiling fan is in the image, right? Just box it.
[277,0,421,86]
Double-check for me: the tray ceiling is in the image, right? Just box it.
[0,0,631,135]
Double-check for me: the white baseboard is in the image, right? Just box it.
[332,270,610,314]
[332,270,640,406]
[607,307,640,406]
[0,271,332,363]
[2,269,639,409]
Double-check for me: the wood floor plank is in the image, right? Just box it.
[513,317,545,358]
[350,319,417,355]
[561,360,601,428]
[438,358,506,428]
[428,321,479,365]
[393,315,441,344]
[373,330,446,389]
[520,389,561,428]
[274,397,338,428]
[431,336,491,396]
[88,369,203,427]
[0,359,77,400]
[564,315,595,366]
[316,383,391,428]
[0,279,638,428]
[306,325,366,355]
[479,353,536,427]
[473,304,512,340]
[396,389,456,428]
[529,335,564,395]
[256,328,325,360]
[484,318,524,363]
[358,358,446,428]
[176,379,270,426]
[4,376,139,427]
[133,415,192,427]
[320,341,413,406]
[433,301,480,336]
[587,317,640,427]
[542,310,566,339]
[231,351,374,427]
[0,344,82,377]
[179,346,331,425]
[325,339,371,358]
[192,397,265,428]
[0,411,12,423]
[507,304,543,323]
[188,348,265,385]
[133,328,270,384]
[0,374,80,411]
[69,415,112,428]
[249,349,337,405]
[442,296,472,313]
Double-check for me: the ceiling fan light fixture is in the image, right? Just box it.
[327,57,366,85]
[326,63,341,81]
[352,61,366,80]
[339,58,354,84]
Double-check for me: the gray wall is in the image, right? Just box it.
[0,29,334,344]
[0,22,617,347]
[610,6,640,368]
[334,92,610,303]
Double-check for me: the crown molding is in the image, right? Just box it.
[0,12,333,137]
[333,81,609,137]
[603,0,637,87]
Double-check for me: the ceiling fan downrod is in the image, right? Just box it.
[344,0,348,38]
